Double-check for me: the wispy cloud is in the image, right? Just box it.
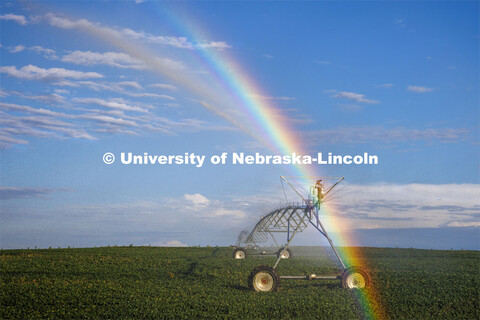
[6,91,67,104]
[0,13,27,25]
[262,54,273,59]
[73,97,150,113]
[331,183,480,230]
[0,95,235,148]
[0,134,29,148]
[117,81,143,90]
[314,60,331,65]
[1,102,67,117]
[0,186,57,200]
[326,90,380,104]
[29,46,58,60]
[394,18,406,28]
[3,183,478,247]
[42,13,279,150]
[0,107,96,148]
[407,85,433,93]
[53,79,176,100]
[46,13,231,51]
[447,221,480,227]
[0,65,103,81]
[8,45,25,53]
[123,27,232,50]
[61,50,145,69]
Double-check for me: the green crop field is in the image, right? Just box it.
[1,246,478,319]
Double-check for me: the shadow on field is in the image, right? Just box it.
[184,261,198,275]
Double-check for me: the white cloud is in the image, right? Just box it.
[0,134,28,148]
[314,60,331,65]
[117,81,143,90]
[3,180,477,247]
[19,115,74,128]
[0,13,27,25]
[126,92,175,100]
[0,94,235,148]
[23,93,66,104]
[262,54,273,59]
[46,13,91,29]
[447,221,480,227]
[197,41,231,50]
[0,102,66,117]
[407,85,433,93]
[0,90,67,104]
[59,80,175,100]
[178,194,247,219]
[152,240,188,247]
[8,45,25,53]
[0,65,103,81]
[61,50,184,71]
[46,13,230,51]
[122,27,232,50]
[29,46,58,59]
[40,13,279,150]
[73,97,149,113]
[184,193,210,206]
[330,183,480,230]
[0,108,97,146]
[329,90,380,104]
[61,50,145,69]
[77,113,138,127]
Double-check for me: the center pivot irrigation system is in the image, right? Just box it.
[234,176,371,292]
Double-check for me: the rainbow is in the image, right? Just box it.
[164,10,386,319]
[41,4,385,318]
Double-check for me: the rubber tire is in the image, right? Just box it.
[341,267,371,289]
[277,247,292,259]
[233,248,247,259]
[248,266,280,292]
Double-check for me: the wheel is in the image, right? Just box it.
[277,247,292,259]
[248,266,280,292]
[233,248,247,259]
[341,267,371,289]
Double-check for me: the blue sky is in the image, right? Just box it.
[1,1,479,250]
